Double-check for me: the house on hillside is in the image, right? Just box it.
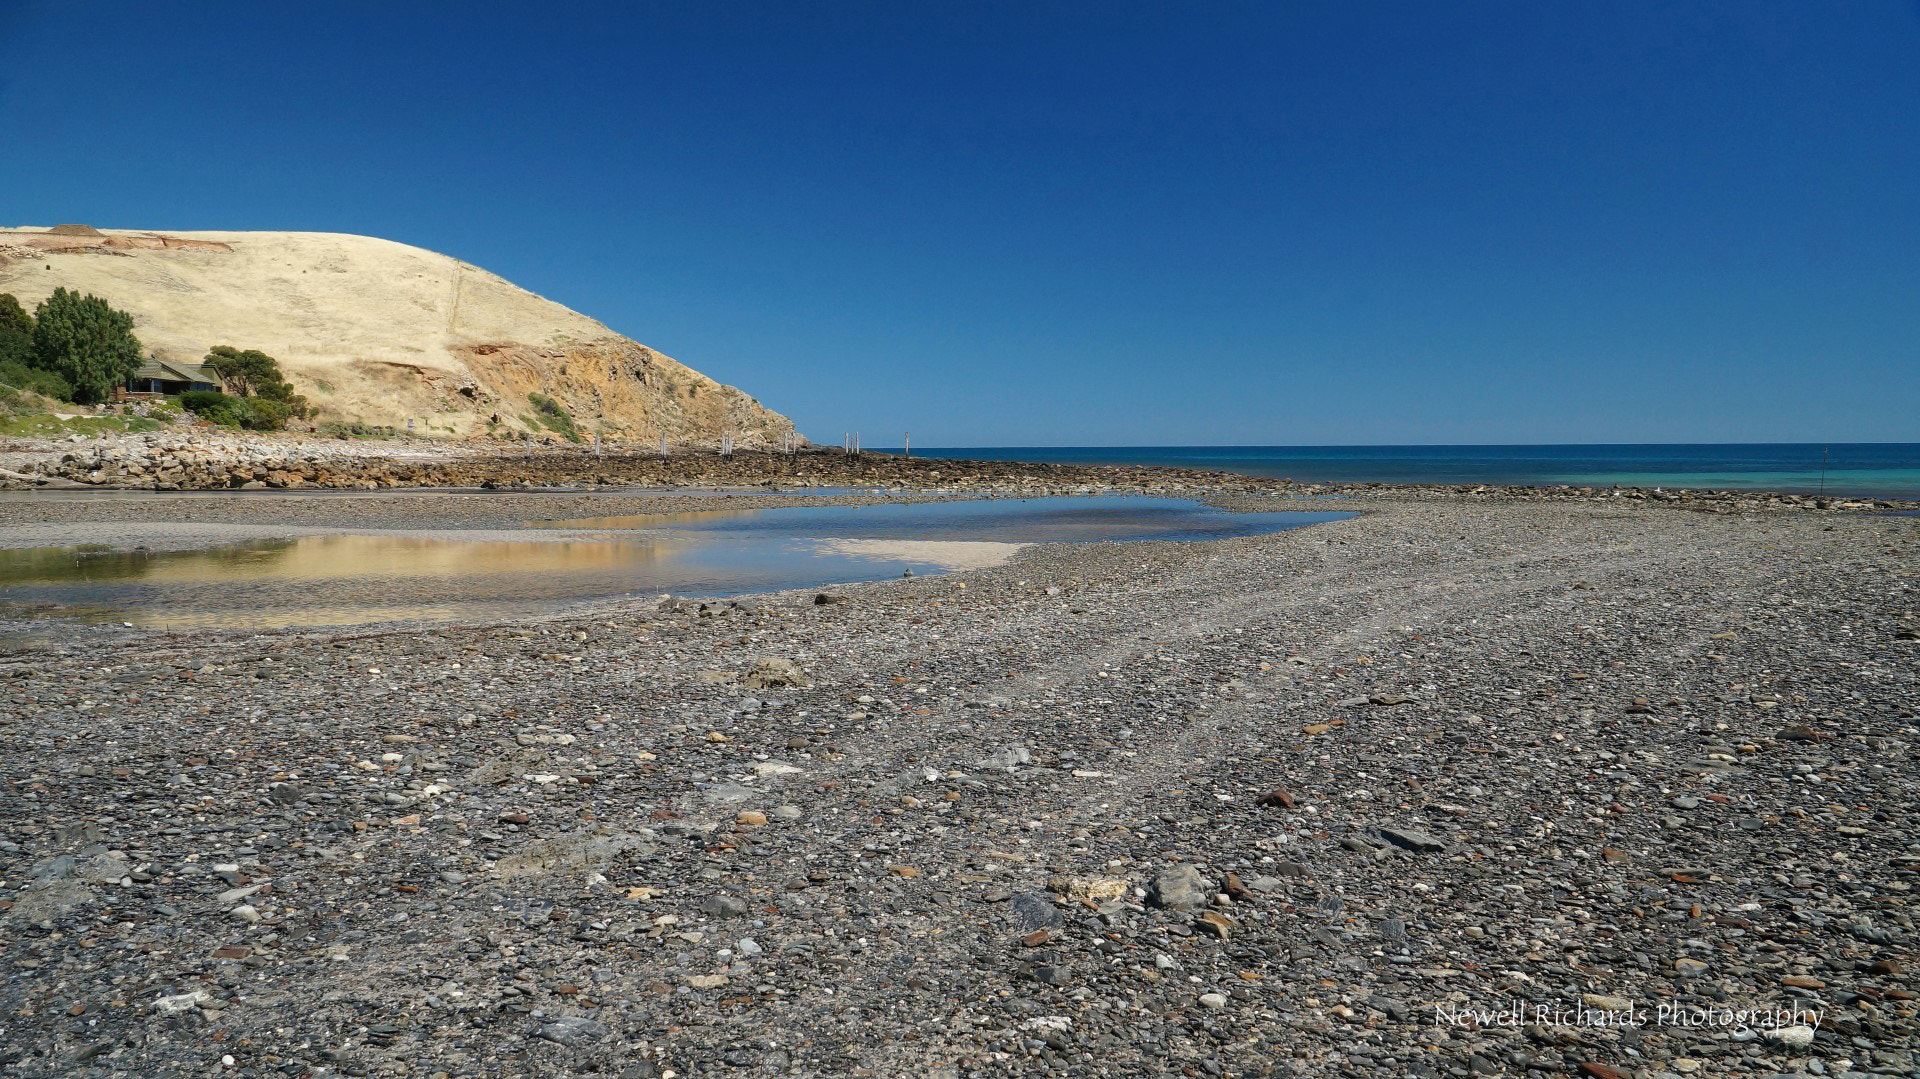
[122,357,221,397]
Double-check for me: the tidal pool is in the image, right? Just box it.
[0,496,1351,631]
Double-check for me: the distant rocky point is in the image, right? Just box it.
[0,225,797,445]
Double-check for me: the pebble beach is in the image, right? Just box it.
[1,487,1917,1078]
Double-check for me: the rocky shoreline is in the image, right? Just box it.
[1,493,1916,1077]
[3,432,1911,513]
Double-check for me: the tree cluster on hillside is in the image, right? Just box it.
[0,291,312,430]
[30,288,143,403]
[182,345,310,431]
[0,289,144,404]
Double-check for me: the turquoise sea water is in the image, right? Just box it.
[900,445,1920,499]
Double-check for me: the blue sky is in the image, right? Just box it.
[3,2,1916,445]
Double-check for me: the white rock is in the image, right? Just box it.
[1765,1025,1816,1049]
[154,990,210,1013]
[216,884,264,905]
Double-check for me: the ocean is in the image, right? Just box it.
[896,444,1920,499]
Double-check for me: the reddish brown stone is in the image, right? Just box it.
[1256,787,1296,809]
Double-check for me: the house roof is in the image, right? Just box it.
[133,358,220,384]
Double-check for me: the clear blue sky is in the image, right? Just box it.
[3,2,1916,445]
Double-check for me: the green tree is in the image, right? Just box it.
[0,292,74,400]
[31,288,142,404]
[205,345,308,422]
[0,294,32,365]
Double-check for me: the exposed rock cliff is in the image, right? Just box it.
[0,226,796,445]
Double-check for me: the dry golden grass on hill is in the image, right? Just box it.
[0,226,796,445]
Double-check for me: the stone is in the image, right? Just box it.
[1195,911,1234,939]
[977,745,1032,771]
[1378,827,1448,853]
[702,895,749,919]
[1046,876,1128,904]
[536,1017,607,1047]
[153,990,211,1014]
[1146,864,1212,911]
[1765,1025,1816,1049]
[1006,892,1064,933]
[215,884,264,905]
[742,658,810,689]
[1222,872,1256,902]
[1198,992,1229,1009]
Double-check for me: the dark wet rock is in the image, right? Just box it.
[1005,892,1064,934]
[1377,827,1448,853]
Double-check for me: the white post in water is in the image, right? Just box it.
[854,431,860,457]
[903,431,910,459]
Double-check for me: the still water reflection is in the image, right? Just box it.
[1,496,1351,631]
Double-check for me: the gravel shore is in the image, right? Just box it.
[2,494,1916,1078]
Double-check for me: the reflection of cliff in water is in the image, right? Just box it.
[1,539,299,585]
[0,533,699,630]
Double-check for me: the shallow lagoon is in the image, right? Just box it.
[0,496,1352,631]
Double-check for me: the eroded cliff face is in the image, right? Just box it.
[0,226,796,445]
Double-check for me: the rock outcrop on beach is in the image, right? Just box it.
[0,226,797,445]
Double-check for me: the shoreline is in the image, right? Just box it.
[3,430,1913,511]
[1,495,1915,1075]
